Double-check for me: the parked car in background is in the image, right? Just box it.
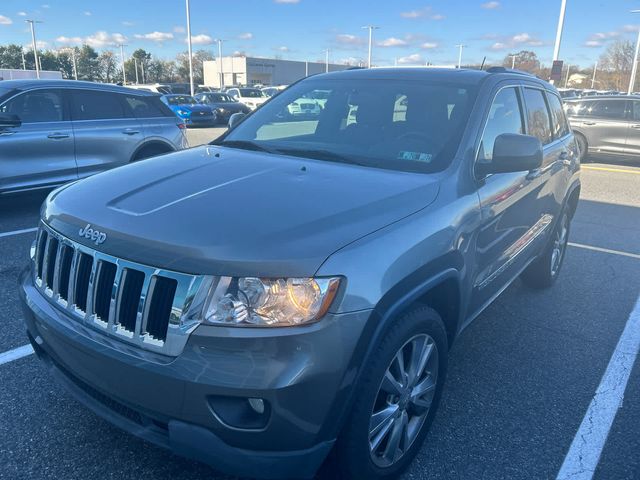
[0,80,187,195]
[20,67,580,480]
[160,94,216,127]
[225,87,268,110]
[196,86,219,93]
[194,92,251,125]
[262,85,288,98]
[565,95,640,162]
[126,83,172,94]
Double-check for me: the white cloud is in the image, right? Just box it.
[400,7,444,20]
[488,33,544,50]
[238,32,253,40]
[276,45,290,52]
[481,1,500,9]
[585,40,602,48]
[189,34,213,45]
[583,29,624,48]
[490,42,507,50]
[24,40,48,49]
[173,25,185,33]
[84,11,92,16]
[134,31,174,42]
[58,31,128,48]
[274,0,300,3]
[420,42,439,49]
[17,11,27,17]
[0,15,13,25]
[377,37,408,47]
[397,53,423,64]
[335,33,365,46]
[122,21,134,27]
[56,35,83,45]
[41,4,50,9]
[232,50,246,57]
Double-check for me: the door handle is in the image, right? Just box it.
[631,124,640,129]
[122,129,140,135]
[583,121,596,126]
[47,133,70,140]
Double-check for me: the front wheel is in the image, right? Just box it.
[521,209,570,289]
[332,306,448,480]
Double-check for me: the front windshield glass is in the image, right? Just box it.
[166,95,197,105]
[218,78,477,173]
[239,88,265,98]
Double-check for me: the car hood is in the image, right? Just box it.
[43,146,440,277]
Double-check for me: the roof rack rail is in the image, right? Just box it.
[486,66,536,77]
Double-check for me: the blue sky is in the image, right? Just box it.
[0,0,639,68]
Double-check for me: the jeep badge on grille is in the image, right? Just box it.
[79,224,107,245]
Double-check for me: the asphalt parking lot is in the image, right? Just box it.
[0,158,639,480]
[185,126,228,147]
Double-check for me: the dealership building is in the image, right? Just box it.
[203,56,351,88]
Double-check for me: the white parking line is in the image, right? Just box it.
[0,227,38,239]
[0,344,34,366]
[568,242,640,261]
[556,294,640,480]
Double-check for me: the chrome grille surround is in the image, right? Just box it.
[32,222,212,357]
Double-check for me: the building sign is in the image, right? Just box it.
[550,60,563,83]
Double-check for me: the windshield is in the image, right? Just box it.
[239,88,265,98]
[165,95,197,105]
[218,78,477,173]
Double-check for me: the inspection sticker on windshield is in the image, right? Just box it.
[398,151,433,162]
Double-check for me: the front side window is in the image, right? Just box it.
[218,78,477,173]
[164,95,197,105]
[478,87,524,161]
[71,90,126,121]
[1,89,64,123]
[547,93,570,138]
[523,88,552,145]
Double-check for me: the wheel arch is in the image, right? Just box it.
[130,140,176,162]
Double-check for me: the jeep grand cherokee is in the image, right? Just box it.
[20,67,580,480]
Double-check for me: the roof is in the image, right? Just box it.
[0,79,158,96]
[564,94,640,101]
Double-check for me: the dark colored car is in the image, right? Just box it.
[160,94,216,127]
[0,80,187,195]
[194,92,250,124]
[20,67,580,480]
[565,95,640,162]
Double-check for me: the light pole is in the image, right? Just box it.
[564,64,571,87]
[628,10,640,94]
[510,54,517,69]
[118,43,128,84]
[215,39,224,88]
[134,58,139,84]
[456,44,465,68]
[185,0,195,96]
[591,61,597,89]
[21,48,26,70]
[325,48,330,73]
[362,25,379,68]
[25,20,42,79]
[552,0,567,62]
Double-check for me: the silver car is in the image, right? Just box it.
[0,80,188,195]
[565,95,640,162]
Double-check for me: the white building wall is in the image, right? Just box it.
[0,69,62,81]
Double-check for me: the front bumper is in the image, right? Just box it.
[19,268,371,479]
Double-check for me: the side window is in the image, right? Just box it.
[632,101,640,121]
[587,99,627,120]
[547,92,570,139]
[523,88,553,145]
[70,90,126,121]
[478,87,524,161]
[124,95,170,118]
[0,89,64,123]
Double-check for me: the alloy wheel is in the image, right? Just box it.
[551,213,569,277]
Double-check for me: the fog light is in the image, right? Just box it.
[248,397,265,414]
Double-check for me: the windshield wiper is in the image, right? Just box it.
[274,147,365,166]
[215,140,275,153]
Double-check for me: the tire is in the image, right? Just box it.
[521,209,570,289]
[132,144,172,162]
[575,133,588,163]
[332,306,448,480]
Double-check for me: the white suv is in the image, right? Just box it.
[226,87,268,110]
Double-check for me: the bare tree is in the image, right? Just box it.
[598,40,634,91]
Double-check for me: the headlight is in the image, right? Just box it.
[203,277,340,327]
[176,109,190,116]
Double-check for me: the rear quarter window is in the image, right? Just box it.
[125,95,173,118]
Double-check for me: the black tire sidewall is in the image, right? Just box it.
[335,306,448,480]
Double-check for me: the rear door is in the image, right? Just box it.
[69,89,144,179]
[568,98,629,154]
[0,88,76,193]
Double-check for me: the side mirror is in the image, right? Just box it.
[477,133,543,176]
[228,112,246,129]
[0,114,21,129]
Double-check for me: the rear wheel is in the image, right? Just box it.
[131,144,173,162]
[332,306,448,480]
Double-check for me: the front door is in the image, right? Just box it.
[0,88,76,193]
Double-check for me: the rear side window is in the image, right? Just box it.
[124,95,172,118]
[1,89,64,123]
[478,87,524,161]
[546,93,570,139]
[584,99,627,120]
[70,90,126,121]
[523,88,552,145]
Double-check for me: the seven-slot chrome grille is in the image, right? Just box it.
[33,222,208,356]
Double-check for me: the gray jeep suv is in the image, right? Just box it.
[0,80,188,195]
[20,67,580,480]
